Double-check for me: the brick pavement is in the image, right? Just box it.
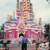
[9,47,36,50]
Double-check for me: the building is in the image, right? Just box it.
[16,0,43,42]
[4,0,44,43]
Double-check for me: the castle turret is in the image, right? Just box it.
[22,0,30,19]
[16,0,21,17]
[39,18,42,26]
[16,0,20,9]
[29,3,34,19]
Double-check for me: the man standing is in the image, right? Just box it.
[21,36,28,50]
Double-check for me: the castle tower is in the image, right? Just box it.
[22,0,30,19]
[39,18,42,26]
[28,3,34,23]
[7,15,12,22]
[29,3,34,19]
[16,0,21,17]
[20,2,23,11]
[17,0,20,9]
[23,3,34,25]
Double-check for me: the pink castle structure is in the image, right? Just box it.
[4,0,45,43]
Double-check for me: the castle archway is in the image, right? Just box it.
[19,32,24,37]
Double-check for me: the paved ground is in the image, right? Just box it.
[0,44,36,50]
[8,44,36,50]
[9,47,36,50]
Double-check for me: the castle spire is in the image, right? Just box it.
[29,3,34,20]
[17,0,20,9]
[22,0,30,19]
[16,0,21,17]
[39,17,42,26]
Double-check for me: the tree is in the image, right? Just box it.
[44,24,49,38]
[0,24,5,39]
[1,24,4,31]
[44,24,50,50]
[0,40,3,44]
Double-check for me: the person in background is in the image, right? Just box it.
[19,36,24,44]
[3,43,7,50]
[41,42,46,50]
[45,41,49,50]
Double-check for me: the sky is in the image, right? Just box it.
[31,0,50,25]
[0,0,50,26]
[0,0,16,25]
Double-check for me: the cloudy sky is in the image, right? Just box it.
[31,0,50,25]
[0,0,50,25]
[0,0,16,25]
